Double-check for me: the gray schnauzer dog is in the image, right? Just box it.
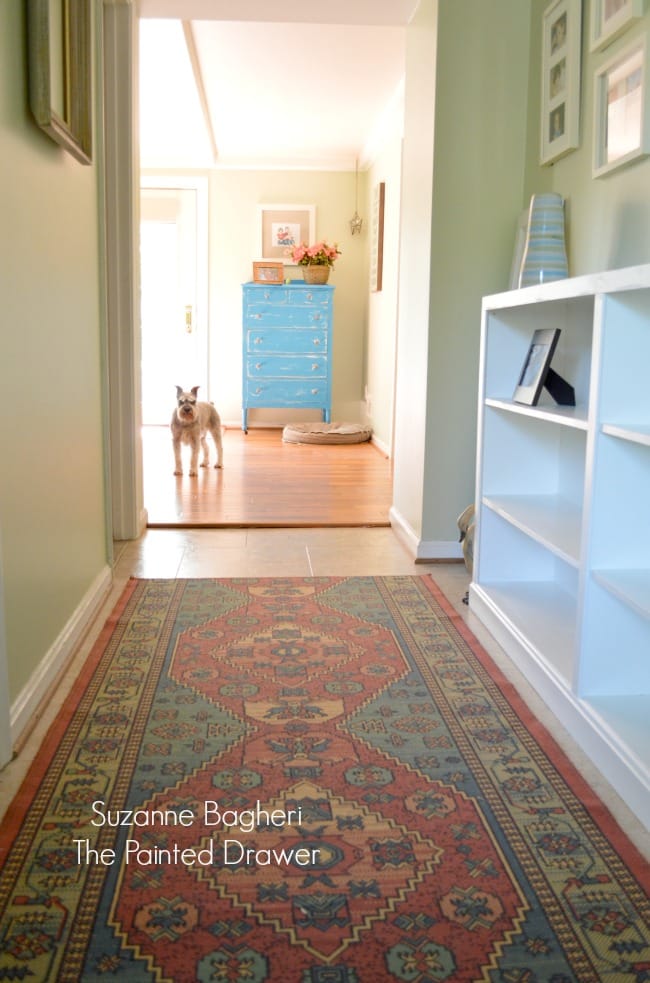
[171,386,223,476]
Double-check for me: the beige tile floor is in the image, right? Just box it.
[1,527,648,859]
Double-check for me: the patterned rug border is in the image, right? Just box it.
[1,574,647,887]
[420,577,649,879]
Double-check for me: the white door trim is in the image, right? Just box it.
[103,0,146,540]
[0,538,11,768]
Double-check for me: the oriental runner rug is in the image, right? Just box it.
[0,577,648,982]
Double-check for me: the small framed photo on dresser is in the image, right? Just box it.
[253,261,284,285]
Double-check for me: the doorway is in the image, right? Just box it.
[140,178,209,424]
[139,176,393,529]
[140,176,218,525]
[105,7,409,540]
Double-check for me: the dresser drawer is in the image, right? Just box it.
[244,380,329,405]
[287,286,332,307]
[246,355,328,378]
[244,306,329,326]
[245,328,328,354]
[244,286,332,310]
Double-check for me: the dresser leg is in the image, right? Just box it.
[242,409,248,434]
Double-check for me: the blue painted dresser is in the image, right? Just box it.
[241,281,334,432]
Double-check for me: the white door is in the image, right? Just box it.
[140,182,208,424]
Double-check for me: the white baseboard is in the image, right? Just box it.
[371,433,390,457]
[389,506,463,561]
[416,539,463,561]
[11,565,113,748]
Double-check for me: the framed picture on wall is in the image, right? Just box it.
[540,0,582,165]
[258,204,315,261]
[369,182,385,292]
[593,37,649,176]
[26,0,93,164]
[590,0,647,52]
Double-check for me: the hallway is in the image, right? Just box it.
[1,526,647,858]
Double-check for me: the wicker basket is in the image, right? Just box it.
[302,265,331,285]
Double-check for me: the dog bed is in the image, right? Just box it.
[282,422,372,445]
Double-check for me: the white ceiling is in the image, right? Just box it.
[138,1,418,171]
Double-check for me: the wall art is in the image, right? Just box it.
[27,0,92,164]
[258,205,315,261]
[593,37,649,176]
[541,0,582,165]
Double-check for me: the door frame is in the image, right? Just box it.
[104,0,145,541]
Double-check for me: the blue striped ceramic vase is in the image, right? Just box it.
[518,193,568,287]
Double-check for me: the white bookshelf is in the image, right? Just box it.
[470,264,650,827]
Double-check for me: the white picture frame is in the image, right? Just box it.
[593,37,649,176]
[590,0,647,52]
[540,0,582,165]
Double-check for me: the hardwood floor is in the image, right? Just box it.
[143,426,393,527]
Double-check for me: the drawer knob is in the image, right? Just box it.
[311,363,319,371]
[254,387,263,395]
[255,363,263,370]
[254,337,263,344]
[311,388,320,395]
[313,338,321,345]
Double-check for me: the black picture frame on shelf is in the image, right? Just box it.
[514,327,562,405]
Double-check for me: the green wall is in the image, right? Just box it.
[0,1,108,702]
[419,0,533,549]
[525,0,650,275]
[395,0,650,556]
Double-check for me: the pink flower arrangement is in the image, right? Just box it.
[290,240,341,267]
